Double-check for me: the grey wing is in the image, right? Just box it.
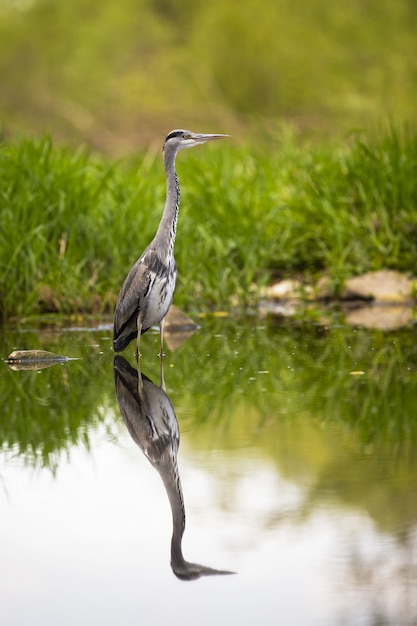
[114,256,155,342]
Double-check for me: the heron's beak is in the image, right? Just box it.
[192,133,230,143]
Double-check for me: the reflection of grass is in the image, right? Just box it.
[0,323,116,472]
[153,317,417,458]
[1,128,417,321]
[293,327,417,455]
[1,317,417,471]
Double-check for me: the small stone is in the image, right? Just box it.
[165,305,198,331]
[164,305,199,351]
[6,349,70,371]
[314,275,334,299]
[262,279,306,300]
[342,270,414,303]
[7,349,67,363]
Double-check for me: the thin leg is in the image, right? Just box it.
[137,354,144,396]
[135,316,142,360]
[160,356,166,392]
[159,317,166,390]
[159,317,165,358]
[136,316,144,395]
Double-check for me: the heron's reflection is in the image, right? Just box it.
[114,356,234,580]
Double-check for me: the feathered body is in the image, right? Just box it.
[113,253,177,353]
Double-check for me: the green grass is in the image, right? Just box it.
[1,126,417,320]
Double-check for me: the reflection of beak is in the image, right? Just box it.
[192,133,230,143]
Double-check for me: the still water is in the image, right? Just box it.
[1,313,417,626]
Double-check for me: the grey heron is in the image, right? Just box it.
[113,129,228,356]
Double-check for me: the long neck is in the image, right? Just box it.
[154,146,180,263]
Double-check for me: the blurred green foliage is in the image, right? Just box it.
[0,0,416,150]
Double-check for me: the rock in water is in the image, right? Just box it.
[6,349,70,371]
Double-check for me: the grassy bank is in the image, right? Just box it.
[1,127,417,320]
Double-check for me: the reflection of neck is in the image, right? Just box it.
[159,448,235,580]
[171,500,189,577]
[157,450,188,573]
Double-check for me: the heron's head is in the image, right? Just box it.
[163,129,229,153]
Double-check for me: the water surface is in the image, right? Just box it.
[1,315,417,625]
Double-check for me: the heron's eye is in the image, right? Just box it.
[183,133,191,139]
